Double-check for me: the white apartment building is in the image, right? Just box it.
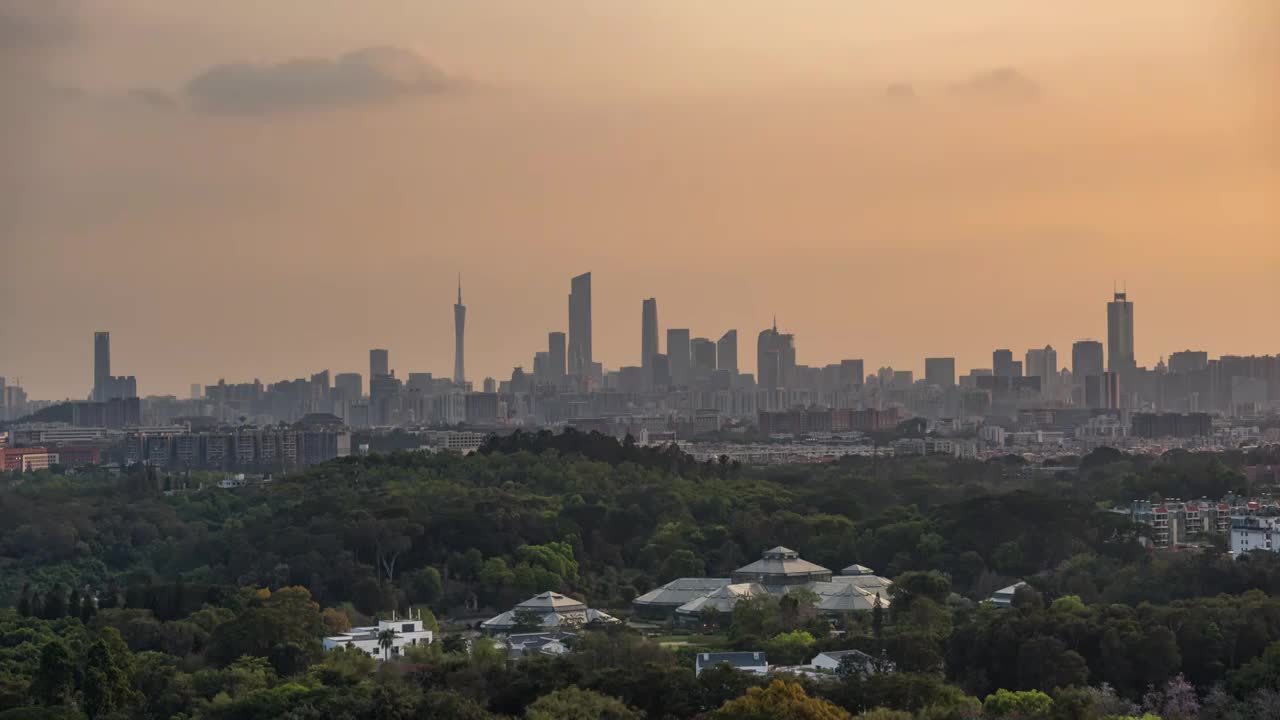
[1230,516,1280,556]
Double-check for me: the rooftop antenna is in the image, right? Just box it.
[457,273,462,304]
[772,315,777,333]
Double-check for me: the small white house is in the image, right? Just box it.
[811,649,879,674]
[322,610,434,660]
[988,581,1028,608]
[695,651,769,677]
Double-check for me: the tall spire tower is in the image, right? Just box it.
[453,275,466,386]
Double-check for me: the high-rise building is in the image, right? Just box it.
[370,349,389,379]
[993,349,1015,378]
[1107,291,1136,373]
[641,298,659,371]
[651,353,671,389]
[757,320,795,390]
[691,338,716,377]
[91,331,137,401]
[369,372,401,426]
[1085,372,1120,409]
[667,329,691,386]
[1169,350,1209,375]
[190,384,203,400]
[924,357,956,387]
[840,359,864,387]
[548,332,567,384]
[1024,346,1058,387]
[334,373,363,400]
[717,330,739,373]
[93,331,111,401]
[532,352,550,384]
[568,273,592,379]
[454,277,466,385]
[407,373,435,392]
[1072,341,1105,381]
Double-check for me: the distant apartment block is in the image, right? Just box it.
[123,428,350,470]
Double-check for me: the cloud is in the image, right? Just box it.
[955,67,1041,103]
[185,46,461,114]
[0,2,76,51]
[126,87,178,111]
[884,83,916,102]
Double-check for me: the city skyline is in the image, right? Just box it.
[3,280,1277,400]
[1,2,1276,399]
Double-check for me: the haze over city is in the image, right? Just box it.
[7,5,1280,718]
[2,1,1277,399]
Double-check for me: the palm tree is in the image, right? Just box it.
[377,628,398,661]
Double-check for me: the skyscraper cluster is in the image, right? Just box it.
[6,282,1277,436]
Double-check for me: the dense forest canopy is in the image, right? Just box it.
[3,431,1280,719]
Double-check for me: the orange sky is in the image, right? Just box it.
[1,1,1276,399]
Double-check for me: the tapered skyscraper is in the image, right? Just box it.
[454,276,466,385]
[717,330,738,373]
[756,319,795,390]
[641,298,659,371]
[568,272,592,378]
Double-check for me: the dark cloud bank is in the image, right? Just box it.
[185,46,461,114]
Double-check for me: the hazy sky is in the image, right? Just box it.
[2,1,1276,399]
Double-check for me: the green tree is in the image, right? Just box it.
[983,689,1054,719]
[766,630,817,666]
[208,587,323,673]
[525,687,641,720]
[404,567,444,606]
[17,584,34,618]
[377,627,398,661]
[40,586,68,621]
[888,571,951,617]
[79,596,96,624]
[309,646,377,687]
[30,640,76,706]
[82,629,139,719]
[512,609,546,633]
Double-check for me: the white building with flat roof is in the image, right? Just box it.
[1231,516,1280,556]
[322,612,433,660]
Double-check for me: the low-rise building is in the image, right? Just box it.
[696,651,769,677]
[635,547,892,624]
[481,591,619,634]
[988,581,1028,608]
[499,631,575,659]
[321,613,434,660]
[811,649,880,675]
[2,448,58,472]
[322,614,433,660]
[632,578,732,620]
[421,430,488,453]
